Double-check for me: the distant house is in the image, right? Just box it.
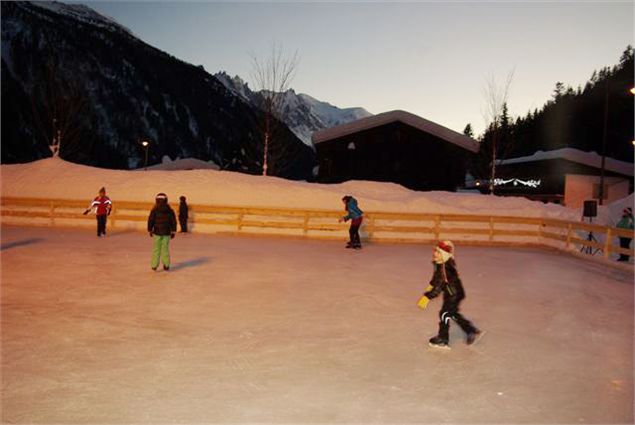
[470,148,634,206]
[312,110,479,191]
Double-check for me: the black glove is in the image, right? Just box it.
[83,210,90,215]
[170,232,175,239]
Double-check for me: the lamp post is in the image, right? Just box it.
[598,83,609,206]
[141,140,149,171]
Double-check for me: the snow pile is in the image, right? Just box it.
[140,156,220,171]
[1,157,588,221]
[600,192,634,227]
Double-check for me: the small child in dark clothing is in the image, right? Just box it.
[418,241,481,348]
[178,196,188,233]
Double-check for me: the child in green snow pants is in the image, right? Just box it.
[151,234,171,269]
[147,193,177,271]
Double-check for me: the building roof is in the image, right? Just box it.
[312,110,479,153]
[497,148,634,177]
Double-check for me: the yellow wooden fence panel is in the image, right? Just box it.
[1,196,633,260]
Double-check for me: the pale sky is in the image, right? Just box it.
[86,1,634,135]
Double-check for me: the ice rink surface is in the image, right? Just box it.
[1,225,633,424]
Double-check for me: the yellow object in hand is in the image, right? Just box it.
[425,285,433,292]
[417,295,430,310]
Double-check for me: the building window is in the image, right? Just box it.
[592,183,609,200]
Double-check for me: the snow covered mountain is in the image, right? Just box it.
[215,72,372,146]
[27,1,133,35]
[1,1,314,179]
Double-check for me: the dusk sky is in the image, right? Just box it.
[87,1,633,136]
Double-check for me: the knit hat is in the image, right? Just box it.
[155,193,168,202]
[434,240,454,264]
[99,187,106,194]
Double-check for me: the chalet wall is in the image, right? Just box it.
[564,174,630,208]
[316,122,471,191]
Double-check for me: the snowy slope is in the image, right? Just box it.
[141,156,220,171]
[215,72,372,146]
[31,1,134,35]
[1,157,590,222]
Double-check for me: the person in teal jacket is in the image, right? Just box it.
[616,207,633,262]
[338,195,364,249]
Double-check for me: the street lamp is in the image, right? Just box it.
[141,140,149,171]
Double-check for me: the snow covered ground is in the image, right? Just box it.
[1,225,633,423]
[1,157,584,221]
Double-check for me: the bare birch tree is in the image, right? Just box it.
[481,70,514,194]
[30,50,87,159]
[250,43,299,176]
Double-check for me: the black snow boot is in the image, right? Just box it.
[429,335,449,347]
[430,321,450,347]
[466,330,483,345]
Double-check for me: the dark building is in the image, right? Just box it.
[313,110,479,191]
[467,148,634,206]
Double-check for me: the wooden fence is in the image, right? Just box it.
[1,196,633,261]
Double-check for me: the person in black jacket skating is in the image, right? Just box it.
[178,195,189,233]
[147,193,177,271]
[418,241,481,348]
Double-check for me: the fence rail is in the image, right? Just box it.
[1,196,633,260]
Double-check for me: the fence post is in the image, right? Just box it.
[303,212,309,236]
[50,201,55,226]
[489,217,494,242]
[566,223,572,250]
[110,206,116,230]
[237,211,244,232]
[434,215,440,241]
[604,228,612,259]
[367,215,374,241]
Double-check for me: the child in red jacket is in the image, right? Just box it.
[418,241,482,349]
[83,187,112,237]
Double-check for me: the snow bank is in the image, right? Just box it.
[600,192,634,226]
[0,158,587,221]
[140,156,220,171]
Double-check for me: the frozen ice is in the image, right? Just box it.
[1,225,632,423]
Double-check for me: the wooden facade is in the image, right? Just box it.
[313,111,479,192]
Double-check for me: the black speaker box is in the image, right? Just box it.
[583,200,597,218]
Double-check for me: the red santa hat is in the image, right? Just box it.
[435,240,454,263]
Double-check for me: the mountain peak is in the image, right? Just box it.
[213,72,372,146]
[24,1,133,35]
